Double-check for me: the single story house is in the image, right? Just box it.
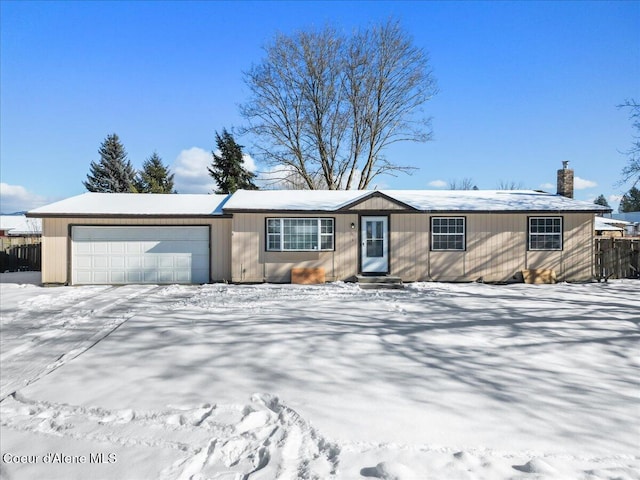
[0,215,42,237]
[28,184,609,285]
[594,217,630,237]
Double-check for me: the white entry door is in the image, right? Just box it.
[361,216,388,273]
[72,226,209,285]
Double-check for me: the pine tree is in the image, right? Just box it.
[134,152,175,193]
[83,134,137,192]
[208,129,258,194]
[593,194,610,208]
[619,187,640,212]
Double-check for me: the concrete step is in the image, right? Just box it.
[356,275,403,284]
[358,282,405,290]
[356,275,404,289]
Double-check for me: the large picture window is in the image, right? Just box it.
[528,217,563,250]
[267,218,334,251]
[431,217,465,251]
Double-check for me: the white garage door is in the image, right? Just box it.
[72,226,209,285]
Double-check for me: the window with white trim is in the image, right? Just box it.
[528,217,563,250]
[431,217,465,251]
[266,218,334,251]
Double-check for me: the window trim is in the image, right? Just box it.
[265,217,335,252]
[527,216,563,251]
[430,216,466,251]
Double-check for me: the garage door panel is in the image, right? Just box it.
[126,257,143,269]
[110,271,126,283]
[158,256,174,268]
[126,271,142,283]
[93,272,109,284]
[126,243,142,254]
[110,242,125,254]
[94,257,108,268]
[110,257,125,268]
[143,271,158,283]
[175,256,190,269]
[93,243,108,254]
[72,226,209,285]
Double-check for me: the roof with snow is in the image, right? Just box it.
[224,189,611,213]
[0,215,42,235]
[27,193,229,217]
[595,217,625,231]
[27,190,611,217]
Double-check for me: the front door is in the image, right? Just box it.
[361,216,389,274]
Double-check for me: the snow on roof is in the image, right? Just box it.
[224,189,371,211]
[225,189,610,213]
[27,190,610,217]
[0,215,42,235]
[28,193,229,216]
[595,217,624,231]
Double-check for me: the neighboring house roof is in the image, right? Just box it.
[595,217,625,232]
[27,193,230,217]
[0,215,42,235]
[224,189,611,213]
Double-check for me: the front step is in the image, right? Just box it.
[356,275,404,289]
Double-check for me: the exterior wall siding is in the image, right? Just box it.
[233,211,595,283]
[41,211,595,285]
[232,213,358,282]
[40,217,232,284]
[348,197,406,211]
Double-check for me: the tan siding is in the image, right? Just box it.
[348,197,406,211]
[41,218,68,284]
[389,214,428,281]
[232,213,358,282]
[464,214,527,282]
[41,211,595,284]
[40,217,231,284]
[390,213,593,282]
[524,213,593,281]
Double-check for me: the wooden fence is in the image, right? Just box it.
[0,243,41,272]
[594,237,640,280]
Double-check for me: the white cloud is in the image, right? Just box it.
[427,179,447,188]
[172,147,216,194]
[539,182,555,190]
[608,194,623,204]
[574,176,597,190]
[242,154,257,172]
[172,148,258,194]
[0,183,48,213]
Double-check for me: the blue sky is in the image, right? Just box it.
[1,1,638,213]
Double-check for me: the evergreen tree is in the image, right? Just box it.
[134,152,176,193]
[208,129,258,194]
[593,194,610,208]
[619,186,640,212]
[83,133,137,192]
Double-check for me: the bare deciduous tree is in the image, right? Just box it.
[618,99,640,188]
[240,19,437,190]
[448,178,476,190]
[496,180,524,190]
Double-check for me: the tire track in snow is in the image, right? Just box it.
[0,285,162,400]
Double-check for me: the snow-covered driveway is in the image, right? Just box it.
[1,275,639,479]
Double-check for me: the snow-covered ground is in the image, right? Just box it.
[1,273,638,479]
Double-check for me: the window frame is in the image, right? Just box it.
[528,216,563,251]
[430,216,466,251]
[266,217,335,252]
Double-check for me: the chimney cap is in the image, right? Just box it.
[562,160,570,169]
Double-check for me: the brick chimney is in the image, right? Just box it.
[557,160,574,198]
